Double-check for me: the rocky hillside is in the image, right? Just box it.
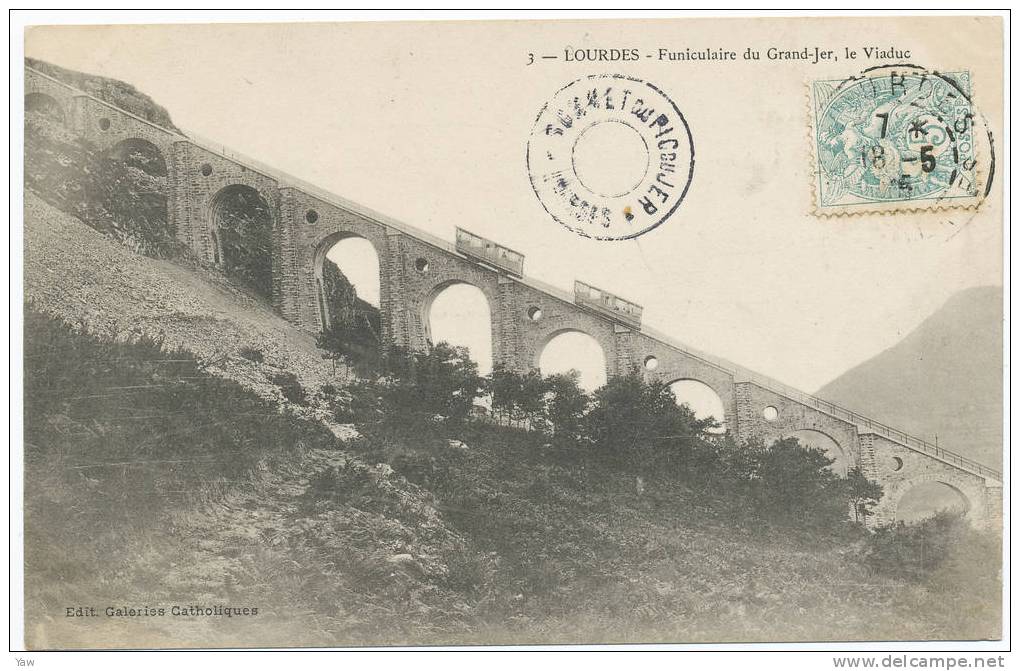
[24,191,336,405]
[817,286,1003,471]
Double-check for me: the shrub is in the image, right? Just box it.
[750,437,852,528]
[543,371,589,442]
[23,307,334,503]
[712,437,883,531]
[378,343,484,429]
[488,364,547,428]
[332,379,382,424]
[239,346,264,363]
[583,370,713,466]
[864,510,998,582]
[269,370,307,405]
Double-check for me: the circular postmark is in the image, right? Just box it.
[812,64,993,211]
[527,74,695,240]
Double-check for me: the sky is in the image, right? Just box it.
[24,16,1003,392]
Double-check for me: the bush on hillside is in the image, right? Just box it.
[488,364,547,428]
[583,370,715,464]
[746,437,856,528]
[269,370,308,405]
[864,510,999,583]
[238,346,265,363]
[23,306,335,506]
[335,343,484,438]
[543,370,589,442]
[710,437,884,530]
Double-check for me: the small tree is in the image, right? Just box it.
[488,365,547,428]
[543,370,588,442]
[316,328,352,376]
[489,364,521,425]
[517,369,547,428]
[846,466,884,523]
[382,342,484,429]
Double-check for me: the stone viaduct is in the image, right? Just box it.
[25,66,1003,529]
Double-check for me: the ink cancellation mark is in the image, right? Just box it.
[526,74,695,240]
[810,64,991,215]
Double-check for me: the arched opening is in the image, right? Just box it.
[25,92,63,124]
[314,234,382,355]
[209,185,274,299]
[425,282,493,376]
[102,138,172,250]
[538,330,607,392]
[786,429,848,477]
[107,138,168,177]
[896,481,970,524]
[668,379,727,434]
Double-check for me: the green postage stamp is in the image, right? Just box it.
[809,64,990,215]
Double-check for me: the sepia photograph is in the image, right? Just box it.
[10,10,1008,658]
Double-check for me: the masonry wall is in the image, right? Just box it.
[502,279,618,382]
[623,332,738,431]
[282,189,391,332]
[734,381,862,467]
[394,234,503,357]
[864,433,995,528]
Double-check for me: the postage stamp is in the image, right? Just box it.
[809,64,989,215]
[526,73,695,240]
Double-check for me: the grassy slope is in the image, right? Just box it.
[23,195,1000,648]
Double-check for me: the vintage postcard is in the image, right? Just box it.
[15,14,1005,651]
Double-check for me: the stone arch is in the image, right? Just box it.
[207,184,276,299]
[25,92,64,123]
[536,328,608,391]
[422,279,494,375]
[891,474,976,524]
[106,137,169,177]
[664,377,728,434]
[312,231,383,334]
[102,137,173,242]
[784,428,849,476]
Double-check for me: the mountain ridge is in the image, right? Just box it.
[816,286,1003,470]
